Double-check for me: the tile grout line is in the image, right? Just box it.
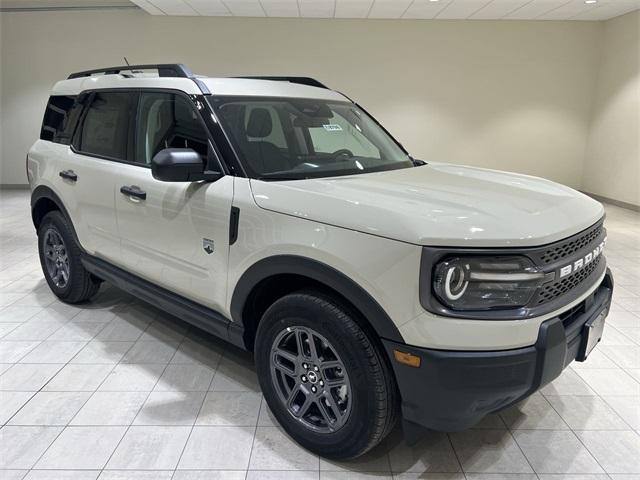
[503,407,544,477]
[444,431,465,477]
[5,298,132,474]
[171,332,225,479]
[91,311,173,476]
[545,390,609,476]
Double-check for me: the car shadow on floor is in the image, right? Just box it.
[41,283,532,476]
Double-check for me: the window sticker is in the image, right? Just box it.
[323,124,343,132]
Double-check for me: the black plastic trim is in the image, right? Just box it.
[81,254,245,350]
[30,186,80,245]
[386,269,613,432]
[68,64,194,79]
[68,64,209,97]
[229,207,240,246]
[196,94,246,177]
[230,255,404,343]
[59,170,78,182]
[234,76,329,90]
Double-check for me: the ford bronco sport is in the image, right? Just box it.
[28,64,613,459]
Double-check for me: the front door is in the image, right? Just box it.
[114,91,233,312]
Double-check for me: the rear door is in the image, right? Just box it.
[52,91,136,261]
[114,91,233,311]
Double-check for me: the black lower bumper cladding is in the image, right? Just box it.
[384,269,613,432]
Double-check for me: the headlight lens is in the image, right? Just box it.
[433,256,545,311]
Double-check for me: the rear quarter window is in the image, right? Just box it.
[40,95,81,144]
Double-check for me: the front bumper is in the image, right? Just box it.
[383,268,613,432]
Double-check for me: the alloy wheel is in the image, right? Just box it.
[43,227,70,288]
[270,325,352,433]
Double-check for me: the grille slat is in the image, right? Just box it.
[540,225,603,264]
[536,255,603,305]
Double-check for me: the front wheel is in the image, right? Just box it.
[255,290,398,459]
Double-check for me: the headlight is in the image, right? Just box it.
[433,256,545,311]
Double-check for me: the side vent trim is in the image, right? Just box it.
[229,206,240,246]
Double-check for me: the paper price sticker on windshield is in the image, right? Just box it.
[323,124,343,132]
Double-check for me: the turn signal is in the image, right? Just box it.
[393,350,421,368]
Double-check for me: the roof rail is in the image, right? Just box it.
[66,63,210,94]
[235,76,329,90]
[67,63,194,79]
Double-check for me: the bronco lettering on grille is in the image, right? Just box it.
[558,238,607,279]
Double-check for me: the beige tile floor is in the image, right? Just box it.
[1,189,639,480]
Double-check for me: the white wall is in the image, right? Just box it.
[1,10,601,189]
[582,11,640,207]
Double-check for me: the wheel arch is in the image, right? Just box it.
[230,255,404,351]
[31,186,81,246]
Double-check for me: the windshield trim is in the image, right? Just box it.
[256,161,420,182]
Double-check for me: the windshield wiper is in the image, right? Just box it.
[256,174,306,181]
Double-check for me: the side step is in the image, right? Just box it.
[81,254,246,350]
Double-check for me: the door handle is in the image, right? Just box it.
[59,169,77,182]
[120,185,147,200]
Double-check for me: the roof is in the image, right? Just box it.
[51,74,349,102]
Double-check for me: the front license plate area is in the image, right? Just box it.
[577,309,607,362]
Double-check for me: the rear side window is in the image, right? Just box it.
[40,95,81,144]
[77,92,133,160]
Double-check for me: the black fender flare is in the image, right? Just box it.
[30,185,81,247]
[230,255,404,343]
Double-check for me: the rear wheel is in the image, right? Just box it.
[255,290,398,459]
[38,211,101,303]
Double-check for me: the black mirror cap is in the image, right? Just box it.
[152,148,219,182]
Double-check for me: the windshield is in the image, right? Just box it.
[208,96,414,180]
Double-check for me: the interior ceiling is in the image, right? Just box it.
[1,0,638,20]
[0,0,136,9]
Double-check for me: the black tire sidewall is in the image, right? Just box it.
[255,292,388,458]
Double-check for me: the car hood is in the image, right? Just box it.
[249,163,604,247]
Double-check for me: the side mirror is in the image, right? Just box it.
[151,148,222,182]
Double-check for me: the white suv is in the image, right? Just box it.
[28,63,613,459]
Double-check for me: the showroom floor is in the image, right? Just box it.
[0,189,639,480]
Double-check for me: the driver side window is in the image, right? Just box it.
[135,92,209,165]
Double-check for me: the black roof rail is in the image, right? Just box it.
[235,76,329,90]
[67,63,194,80]
[66,63,210,94]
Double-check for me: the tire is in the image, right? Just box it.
[38,211,101,303]
[255,290,398,459]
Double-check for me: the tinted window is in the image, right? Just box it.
[135,92,208,164]
[78,92,132,160]
[41,95,81,144]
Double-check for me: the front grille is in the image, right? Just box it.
[540,224,603,264]
[537,255,603,305]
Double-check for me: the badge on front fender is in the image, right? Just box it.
[203,238,214,255]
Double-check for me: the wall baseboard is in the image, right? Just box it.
[582,191,640,213]
[0,184,30,190]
